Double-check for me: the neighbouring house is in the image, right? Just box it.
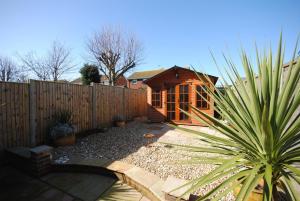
[71,75,128,87]
[127,69,165,89]
[143,65,218,124]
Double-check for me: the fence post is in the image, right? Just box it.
[91,83,97,128]
[144,89,147,116]
[29,79,37,147]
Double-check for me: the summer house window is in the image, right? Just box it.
[151,89,161,108]
[132,79,137,84]
[196,85,210,109]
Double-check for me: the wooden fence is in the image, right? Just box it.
[0,80,147,150]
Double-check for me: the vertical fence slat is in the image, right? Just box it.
[29,80,37,146]
[0,81,147,150]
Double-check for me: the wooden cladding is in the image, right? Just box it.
[0,80,147,150]
[146,66,217,124]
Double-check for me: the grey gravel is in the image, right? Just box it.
[52,121,235,200]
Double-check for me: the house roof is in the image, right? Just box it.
[127,69,165,80]
[70,77,82,84]
[100,75,109,82]
[144,65,218,84]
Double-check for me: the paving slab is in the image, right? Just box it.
[162,176,192,200]
[125,166,161,189]
[41,172,116,201]
[0,166,76,201]
[149,180,165,200]
[106,160,134,173]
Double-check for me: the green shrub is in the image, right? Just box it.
[49,110,74,140]
[173,35,300,200]
[52,110,73,125]
[79,63,100,85]
[113,115,125,122]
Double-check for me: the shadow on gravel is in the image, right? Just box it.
[52,121,175,163]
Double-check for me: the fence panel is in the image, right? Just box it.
[34,81,93,144]
[0,80,147,149]
[0,82,30,150]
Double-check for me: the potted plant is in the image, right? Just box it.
[133,116,142,121]
[113,115,125,127]
[170,36,300,200]
[97,124,109,132]
[49,110,75,146]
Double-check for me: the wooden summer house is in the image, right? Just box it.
[144,66,218,125]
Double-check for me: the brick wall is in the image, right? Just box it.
[128,80,147,89]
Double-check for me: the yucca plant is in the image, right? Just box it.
[171,36,300,201]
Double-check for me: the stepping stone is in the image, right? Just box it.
[143,133,162,147]
[144,133,159,138]
[147,126,163,130]
[144,132,164,138]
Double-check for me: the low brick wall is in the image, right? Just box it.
[6,145,52,177]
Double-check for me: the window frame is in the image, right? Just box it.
[131,79,137,84]
[196,84,210,110]
[151,89,162,108]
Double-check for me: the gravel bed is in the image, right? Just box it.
[52,121,235,200]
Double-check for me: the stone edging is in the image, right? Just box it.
[52,159,165,201]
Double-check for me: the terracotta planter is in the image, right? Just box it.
[133,116,142,121]
[54,135,76,146]
[116,121,126,127]
[234,180,263,201]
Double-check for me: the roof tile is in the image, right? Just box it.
[127,69,165,80]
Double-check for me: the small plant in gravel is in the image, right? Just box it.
[113,115,126,127]
[49,110,75,145]
[113,114,125,122]
[171,36,300,200]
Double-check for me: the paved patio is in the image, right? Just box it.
[0,166,148,201]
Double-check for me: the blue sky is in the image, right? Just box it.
[0,0,299,80]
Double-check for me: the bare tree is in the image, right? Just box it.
[20,41,74,81]
[19,52,50,80]
[87,26,143,85]
[0,56,23,82]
